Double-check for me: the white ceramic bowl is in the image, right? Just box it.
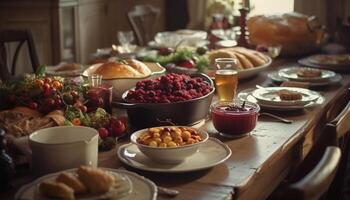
[82,62,165,101]
[130,126,209,164]
[29,126,99,176]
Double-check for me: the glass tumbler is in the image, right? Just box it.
[214,58,238,102]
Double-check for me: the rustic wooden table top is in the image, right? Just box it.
[3,58,350,200]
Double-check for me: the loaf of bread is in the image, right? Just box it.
[208,47,269,69]
[94,59,151,79]
[247,12,324,55]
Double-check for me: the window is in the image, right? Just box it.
[249,0,294,16]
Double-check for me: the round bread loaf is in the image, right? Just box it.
[94,59,151,79]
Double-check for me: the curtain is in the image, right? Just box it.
[187,0,209,29]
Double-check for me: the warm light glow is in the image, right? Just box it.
[249,0,294,16]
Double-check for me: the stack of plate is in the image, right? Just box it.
[238,87,324,111]
[298,54,350,72]
[268,67,342,86]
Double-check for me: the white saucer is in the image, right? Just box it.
[278,67,336,82]
[117,138,231,173]
[15,169,157,200]
[268,72,342,87]
[238,88,324,111]
[252,87,320,106]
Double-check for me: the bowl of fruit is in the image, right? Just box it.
[211,101,259,138]
[113,73,215,129]
[131,126,209,163]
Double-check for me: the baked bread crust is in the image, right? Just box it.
[208,47,269,69]
[94,59,151,79]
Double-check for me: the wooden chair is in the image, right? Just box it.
[127,5,161,46]
[269,146,341,200]
[325,89,350,200]
[0,29,39,81]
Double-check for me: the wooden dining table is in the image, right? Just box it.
[3,58,350,200]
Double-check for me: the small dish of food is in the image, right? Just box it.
[211,101,259,138]
[130,126,209,164]
[278,67,336,82]
[252,87,321,106]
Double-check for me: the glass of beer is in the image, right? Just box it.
[214,58,238,102]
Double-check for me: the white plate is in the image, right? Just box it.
[117,138,231,173]
[238,88,324,111]
[268,71,342,87]
[309,54,350,66]
[169,56,272,80]
[15,168,157,200]
[237,56,272,79]
[278,67,336,82]
[46,63,84,77]
[252,87,320,106]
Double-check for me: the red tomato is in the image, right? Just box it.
[44,77,52,84]
[177,59,195,68]
[43,83,51,91]
[98,128,109,139]
[28,102,38,110]
[110,119,126,136]
[35,79,44,88]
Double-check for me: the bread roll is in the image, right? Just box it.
[94,62,144,79]
[231,51,254,69]
[228,47,266,66]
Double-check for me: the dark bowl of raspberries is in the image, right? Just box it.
[114,73,215,129]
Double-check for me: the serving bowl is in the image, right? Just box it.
[113,73,215,129]
[29,126,99,176]
[82,62,165,100]
[130,126,209,163]
[211,101,260,138]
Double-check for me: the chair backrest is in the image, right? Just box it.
[285,146,341,200]
[0,29,39,80]
[127,5,161,46]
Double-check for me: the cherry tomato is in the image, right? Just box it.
[46,98,55,107]
[55,99,62,107]
[98,128,109,139]
[70,91,79,98]
[28,102,38,110]
[44,77,52,84]
[72,118,81,126]
[110,119,126,136]
[35,79,44,88]
[52,81,62,89]
[177,59,195,68]
[43,83,50,91]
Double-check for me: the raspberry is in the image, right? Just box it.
[125,73,212,103]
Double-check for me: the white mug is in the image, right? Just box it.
[29,126,98,176]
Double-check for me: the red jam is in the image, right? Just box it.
[211,102,259,137]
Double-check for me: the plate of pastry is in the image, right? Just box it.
[238,88,324,111]
[15,166,158,200]
[278,67,336,82]
[251,87,321,106]
[208,47,272,79]
[298,54,350,72]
